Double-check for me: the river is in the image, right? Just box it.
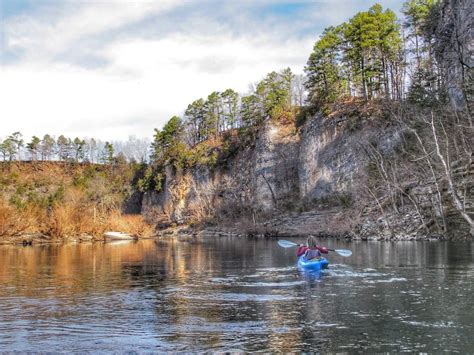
[0,237,473,352]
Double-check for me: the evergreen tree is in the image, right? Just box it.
[10,132,23,160]
[152,116,189,168]
[256,70,292,120]
[0,137,16,161]
[41,134,55,161]
[57,135,71,161]
[221,89,239,129]
[27,136,41,161]
[240,94,262,128]
[403,0,438,102]
[204,91,222,138]
[306,3,403,102]
[102,142,114,164]
[152,116,183,161]
[305,26,344,106]
[184,99,206,145]
[72,137,86,162]
[402,0,435,69]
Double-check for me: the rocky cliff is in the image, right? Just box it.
[141,98,473,241]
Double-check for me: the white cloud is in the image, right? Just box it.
[0,0,403,142]
[1,31,313,140]
[5,1,181,64]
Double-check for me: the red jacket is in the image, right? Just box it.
[297,245,329,257]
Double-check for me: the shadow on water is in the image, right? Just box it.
[0,237,473,352]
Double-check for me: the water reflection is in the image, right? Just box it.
[0,238,473,352]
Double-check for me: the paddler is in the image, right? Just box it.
[297,235,329,260]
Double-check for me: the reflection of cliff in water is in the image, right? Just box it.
[0,238,473,352]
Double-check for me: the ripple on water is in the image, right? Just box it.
[210,278,305,287]
[363,277,408,284]
[178,292,304,302]
[401,320,457,329]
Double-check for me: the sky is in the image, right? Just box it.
[0,0,405,142]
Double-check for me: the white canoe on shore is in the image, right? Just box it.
[103,231,134,241]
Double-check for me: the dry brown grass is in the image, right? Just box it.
[0,199,31,236]
[46,204,154,239]
[0,162,155,240]
[0,198,154,240]
[106,211,155,237]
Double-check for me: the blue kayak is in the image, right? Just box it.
[298,256,329,270]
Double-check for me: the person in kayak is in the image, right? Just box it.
[297,236,329,260]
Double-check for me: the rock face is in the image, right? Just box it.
[142,121,300,226]
[299,114,362,202]
[141,111,394,228]
[140,105,473,239]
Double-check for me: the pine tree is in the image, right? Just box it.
[72,137,86,162]
[305,26,344,106]
[27,136,41,161]
[41,134,55,161]
[204,91,222,138]
[221,89,239,129]
[0,137,16,161]
[184,99,206,145]
[57,135,71,161]
[402,0,435,69]
[102,142,114,164]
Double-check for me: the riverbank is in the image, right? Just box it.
[0,162,154,244]
[0,231,158,246]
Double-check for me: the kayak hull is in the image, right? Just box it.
[298,256,329,270]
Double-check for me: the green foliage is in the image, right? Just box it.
[153,173,164,192]
[72,137,86,162]
[257,69,294,121]
[295,106,315,128]
[26,136,41,160]
[48,185,65,207]
[101,142,114,164]
[185,99,207,145]
[137,166,154,192]
[0,137,15,161]
[57,135,71,161]
[221,89,239,129]
[152,116,190,170]
[402,0,435,59]
[136,166,164,193]
[0,132,23,161]
[41,134,55,161]
[72,171,89,189]
[306,3,403,106]
[9,194,26,209]
[407,67,440,105]
[305,26,345,107]
[149,67,296,172]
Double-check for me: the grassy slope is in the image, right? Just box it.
[0,161,153,240]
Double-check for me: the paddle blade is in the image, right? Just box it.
[334,249,352,257]
[278,240,298,248]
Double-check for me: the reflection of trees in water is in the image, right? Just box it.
[1,238,472,351]
[0,240,159,298]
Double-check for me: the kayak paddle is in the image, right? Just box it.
[277,239,352,257]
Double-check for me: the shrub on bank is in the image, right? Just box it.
[0,162,154,240]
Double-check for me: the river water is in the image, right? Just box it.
[0,237,473,352]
